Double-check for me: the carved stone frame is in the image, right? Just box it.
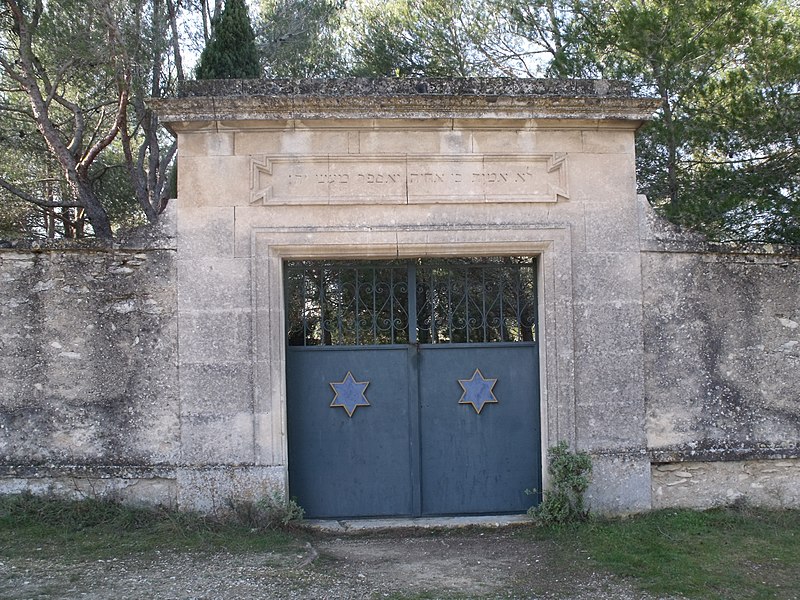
[250,224,577,493]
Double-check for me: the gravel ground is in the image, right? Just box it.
[1,529,683,599]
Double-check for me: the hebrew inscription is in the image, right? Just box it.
[251,154,568,205]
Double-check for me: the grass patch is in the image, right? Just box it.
[0,492,300,562]
[4,494,800,600]
[523,506,800,600]
[379,593,464,600]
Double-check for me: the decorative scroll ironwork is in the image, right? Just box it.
[415,258,537,344]
[285,261,410,346]
[285,258,537,346]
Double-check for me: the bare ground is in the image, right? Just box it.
[0,529,681,599]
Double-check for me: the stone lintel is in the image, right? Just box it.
[150,77,660,126]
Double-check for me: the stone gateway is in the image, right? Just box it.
[1,79,798,516]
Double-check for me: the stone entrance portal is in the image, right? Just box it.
[152,79,660,514]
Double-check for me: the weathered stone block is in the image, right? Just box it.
[178,155,252,207]
[569,153,637,204]
[180,413,255,464]
[177,257,251,311]
[580,129,634,154]
[0,475,178,508]
[179,131,234,157]
[357,129,472,155]
[177,310,252,364]
[586,454,652,514]
[471,128,583,154]
[583,200,641,252]
[176,206,235,258]
[572,252,643,303]
[652,459,800,509]
[180,363,254,416]
[0,247,178,469]
[176,465,284,513]
[234,129,352,156]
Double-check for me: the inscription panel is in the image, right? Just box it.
[251,154,568,205]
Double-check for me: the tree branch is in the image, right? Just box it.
[0,175,81,208]
[78,77,129,175]
[166,0,185,83]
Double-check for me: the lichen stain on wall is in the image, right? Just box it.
[643,250,800,462]
[0,247,179,469]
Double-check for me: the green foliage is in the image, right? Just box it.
[0,0,181,239]
[0,197,33,239]
[3,0,797,243]
[257,0,347,77]
[528,441,592,525]
[165,161,179,201]
[511,0,800,244]
[345,0,501,77]
[226,490,305,530]
[196,0,261,79]
[0,492,297,560]
[553,506,800,600]
[89,158,148,232]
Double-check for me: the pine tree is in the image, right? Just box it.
[196,0,261,79]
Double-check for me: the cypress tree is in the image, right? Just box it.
[196,0,261,79]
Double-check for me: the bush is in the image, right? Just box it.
[227,490,304,531]
[528,441,593,525]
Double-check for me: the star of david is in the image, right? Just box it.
[458,368,498,414]
[329,371,370,417]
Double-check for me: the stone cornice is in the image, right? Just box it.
[150,77,660,125]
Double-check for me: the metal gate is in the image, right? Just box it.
[285,258,541,518]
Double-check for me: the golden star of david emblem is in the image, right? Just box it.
[329,371,370,417]
[458,368,498,414]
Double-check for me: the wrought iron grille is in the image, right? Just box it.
[285,258,537,346]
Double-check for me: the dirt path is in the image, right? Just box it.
[1,529,680,599]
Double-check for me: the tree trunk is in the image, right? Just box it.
[661,87,680,207]
[72,176,113,239]
[4,0,116,239]
[166,0,185,82]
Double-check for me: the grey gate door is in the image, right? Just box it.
[285,258,541,519]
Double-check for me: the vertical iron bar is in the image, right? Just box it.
[464,267,469,343]
[430,267,437,343]
[300,269,308,346]
[447,270,453,343]
[408,265,417,345]
[531,261,538,341]
[372,267,378,344]
[318,267,326,345]
[336,269,343,345]
[389,268,396,344]
[498,271,505,342]
[354,267,360,345]
[514,264,525,342]
[481,266,488,342]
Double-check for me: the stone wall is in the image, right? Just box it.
[652,460,800,509]
[2,80,798,516]
[640,199,800,508]
[0,222,179,506]
[2,202,798,514]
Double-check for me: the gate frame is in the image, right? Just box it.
[251,224,577,502]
